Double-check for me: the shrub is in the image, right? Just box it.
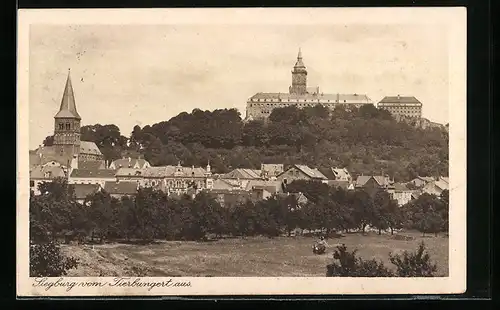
[389,242,438,277]
[326,244,394,277]
[30,241,78,277]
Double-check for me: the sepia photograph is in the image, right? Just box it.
[17,8,467,296]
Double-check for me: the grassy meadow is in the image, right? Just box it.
[62,231,449,277]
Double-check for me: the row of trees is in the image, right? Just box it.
[30,179,449,245]
[43,104,448,182]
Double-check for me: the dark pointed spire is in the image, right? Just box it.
[54,68,81,119]
[294,48,306,69]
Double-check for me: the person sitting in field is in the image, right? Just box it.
[316,236,328,247]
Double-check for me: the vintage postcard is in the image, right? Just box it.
[17,8,467,296]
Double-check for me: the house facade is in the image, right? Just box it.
[355,175,394,197]
[277,164,328,186]
[140,163,213,196]
[103,181,138,199]
[69,169,117,187]
[29,164,68,195]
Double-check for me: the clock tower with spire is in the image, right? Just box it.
[289,48,308,95]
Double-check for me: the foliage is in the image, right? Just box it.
[30,241,78,277]
[42,105,448,181]
[326,243,438,277]
[389,242,438,277]
[326,244,394,277]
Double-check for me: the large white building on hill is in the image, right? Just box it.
[245,49,373,120]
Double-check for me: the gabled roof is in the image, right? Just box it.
[222,168,262,179]
[71,183,101,200]
[54,70,81,120]
[355,175,391,187]
[70,169,116,179]
[293,165,327,180]
[80,141,102,156]
[318,168,336,180]
[103,181,138,195]
[378,96,422,105]
[30,165,67,179]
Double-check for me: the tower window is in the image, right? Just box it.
[59,123,64,130]
[65,123,71,130]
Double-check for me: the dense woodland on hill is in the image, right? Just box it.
[43,104,449,182]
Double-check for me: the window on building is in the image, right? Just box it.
[58,123,64,130]
[65,123,71,130]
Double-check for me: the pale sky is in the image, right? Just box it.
[29,24,449,149]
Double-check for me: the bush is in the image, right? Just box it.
[326,243,438,277]
[326,244,394,277]
[389,242,438,277]
[30,241,78,277]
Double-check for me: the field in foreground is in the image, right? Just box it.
[62,231,449,277]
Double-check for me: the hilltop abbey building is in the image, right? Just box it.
[245,49,373,120]
[30,70,105,171]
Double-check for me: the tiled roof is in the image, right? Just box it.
[77,160,106,170]
[54,71,81,120]
[30,165,67,179]
[294,165,327,179]
[115,167,143,177]
[244,180,283,193]
[355,175,391,187]
[71,183,101,199]
[248,92,372,104]
[393,183,410,191]
[103,181,138,195]
[70,169,117,178]
[355,176,371,187]
[142,165,207,178]
[434,180,449,191]
[318,168,336,180]
[80,141,102,156]
[222,168,262,179]
[378,96,422,104]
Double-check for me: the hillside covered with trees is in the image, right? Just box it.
[43,104,448,182]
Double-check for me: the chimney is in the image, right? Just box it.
[397,94,401,99]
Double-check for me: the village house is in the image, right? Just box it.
[103,180,139,199]
[108,157,151,170]
[140,162,213,196]
[69,169,117,187]
[71,183,102,205]
[409,176,436,188]
[29,163,68,195]
[277,164,329,186]
[387,183,415,206]
[422,177,449,197]
[318,167,352,189]
[355,175,394,197]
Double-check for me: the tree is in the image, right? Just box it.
[389,242,438,277]
[30,241,78,277]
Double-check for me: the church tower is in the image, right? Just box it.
[289,48,308,95]
[53,69,81,161]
